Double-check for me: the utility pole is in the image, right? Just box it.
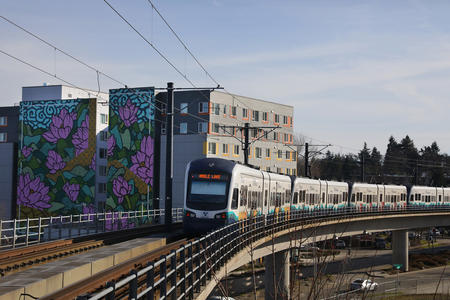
[220,124,279,167]
[244,123,250,165]
[304,142,309,177]
[165,82,174,228]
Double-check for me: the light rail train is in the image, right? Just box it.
[183,158,450,233]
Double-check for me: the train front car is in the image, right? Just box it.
[184,158,235,234]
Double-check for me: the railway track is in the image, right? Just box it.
[0,223,182,278]
[0,239,103,277]
[41,237,190,300]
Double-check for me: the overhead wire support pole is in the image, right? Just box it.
[165,82,174,228]
[244,123,249,166]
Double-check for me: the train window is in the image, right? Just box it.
[380,194,383,202]
[293,192,298,204]
[264,190,268,206]
[439,195,442,202]
[240,186,247,207]
[231,188,239,209]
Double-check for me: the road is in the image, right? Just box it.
[208,239,450,299]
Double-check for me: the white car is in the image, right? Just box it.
[350,279,378,291]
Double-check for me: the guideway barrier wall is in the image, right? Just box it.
[85,205,450,300]
[0,208,184,249]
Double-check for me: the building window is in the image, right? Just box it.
[199,102,209,113]
[242,108,248,118]
[100,114,108,124]
[161,122,166,134]
[211,123,220,134]
[255,147,262,158]
[277,150,282,159]
[99,148,107,159]
[100,131,108,141]
[99,165,107,176]
[0,132,6,142]
[292,151,297,161]
[250,128,257,138]
[274,114,280,124]
[212,103,220,115]
[252,110,259,121]
[284,133,289,143]
[262,112,268,122]
[283,115,288,125]
[180,103,188,114]
[231,106,237,116]
[208,142,217,154]
[0,116,7,126]
[265,148,271,158]
[285,151,290,160]
[223,104,227,115]
[198,122,207,133]
[98,183,107,194]
[222,144,229,154]
[234,145,240,155]
[180,122,188,134]
[273,132,279,141]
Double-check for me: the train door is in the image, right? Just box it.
[262,172,269,215]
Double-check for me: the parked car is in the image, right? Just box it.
[350,279,378,291]
[300,244,320,251]
[335,239,346,249]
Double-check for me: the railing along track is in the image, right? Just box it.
[75,206,450,300]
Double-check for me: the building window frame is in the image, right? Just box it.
[98,183,107,194]
[255,147,262,159]
[231,106,237,117]
[208,142,217,155]
[0,132,6,142]
[198,122,207,133]
[0,116,8,126]
[99,165,107,176]
[262,112,268,123]
[100,113,108,124]
[233,144,240,156]
[180,122,188,134]
[252,110,259,122]
[180,103,188,114]
[99,131,108,141]
[99,148,107,159]
[222,143,229,155]
[242,108,249,120]
[199,102,209,114]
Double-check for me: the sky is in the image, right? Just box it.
[1,0,450,155]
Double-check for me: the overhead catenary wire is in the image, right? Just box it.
[0,49,111,103]
[0,15,127,88]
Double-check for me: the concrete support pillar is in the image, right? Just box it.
[392,230,409,271]
[265,250,290,300]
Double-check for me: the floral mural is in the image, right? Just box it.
[17,99,97,218]
[107,87,155,213]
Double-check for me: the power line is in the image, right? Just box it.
[0,15,127,88]
[102,0,197,88]
[0,48,110,103]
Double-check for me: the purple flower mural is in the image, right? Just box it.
[46,150,66,174]
[118,99,138,127]
[90,155,96,171]
[129,136,154,185]
[107,135,116,157]
[82,204,95,221]
[63,182,80,202]
[17,174,51,210]
[73,115,89,156]
[112,176,132,204]
[43,109,76,143]
[22,146,32,158]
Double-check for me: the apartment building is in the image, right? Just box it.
[156,90,296,209]
[0,106,19,219]
[18,85,109,217]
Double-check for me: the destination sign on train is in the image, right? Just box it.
[192,173,228,180]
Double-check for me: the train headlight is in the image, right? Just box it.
[185,210,196,218]
[215,212,227,219]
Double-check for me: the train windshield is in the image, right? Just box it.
[187,173,230,210]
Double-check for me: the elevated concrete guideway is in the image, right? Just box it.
[197,211,450,300]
